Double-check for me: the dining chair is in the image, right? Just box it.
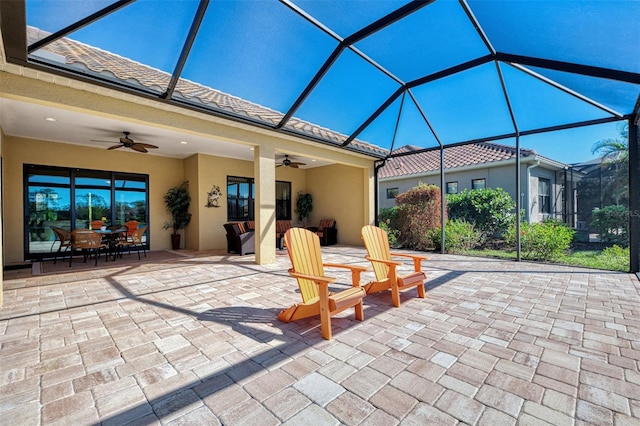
[69,230,108,266]
[50,226,72,264]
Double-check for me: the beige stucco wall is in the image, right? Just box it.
[183,154,199,250]
[306,164,369,245]
[2,135,185,265]
[0,127,4,306]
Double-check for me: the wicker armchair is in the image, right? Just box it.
[223,223,255,255]
[308,219,337,246]
[69,230,108,266]
[51,226,72,264]
[116,226,147,260]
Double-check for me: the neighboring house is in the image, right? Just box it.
[378,143,579,225]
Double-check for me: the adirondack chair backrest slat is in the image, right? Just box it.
[361,225,392,281]
[284,228,324,303]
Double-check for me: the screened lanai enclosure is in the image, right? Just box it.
[1,0,639,271]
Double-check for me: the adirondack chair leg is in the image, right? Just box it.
[417,283,426,298]
[354,300,364,321]
[391,285,401,307]
[390,267,401,307]
[319,283,332,340]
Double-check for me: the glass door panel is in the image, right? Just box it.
[27,185,71,255]
[74,188,111,230]
[115,190,147,226]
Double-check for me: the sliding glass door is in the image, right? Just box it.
[24,164,149,260]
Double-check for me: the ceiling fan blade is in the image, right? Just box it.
[276,164,283,168]
[135,143,158,149]
[131,144,148,153]
[290,164,299,168]
[107,144,123,150]
[120,137,134,144]
[291,162,306,166]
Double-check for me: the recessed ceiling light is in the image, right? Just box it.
[180,140,188,145]
[44,117,56,122]
[311,159,317,162]
[250,147,254,150]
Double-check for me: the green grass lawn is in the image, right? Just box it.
[466,248,630,272]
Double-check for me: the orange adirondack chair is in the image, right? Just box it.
[361,225,428,307]
[278,227,368,340]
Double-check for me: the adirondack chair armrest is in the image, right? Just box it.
[288,269,337,285]
[389,252,429,271]
[323,263,369,286]
[365,256,403,267]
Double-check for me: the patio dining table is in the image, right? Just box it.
[94,227,127,260]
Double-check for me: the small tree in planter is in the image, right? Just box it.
[295,192,313,227]
[163,181,192,249]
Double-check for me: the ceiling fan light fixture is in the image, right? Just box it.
[277,154,306,168]
[94,131,159,153]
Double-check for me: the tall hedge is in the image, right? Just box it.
[447,188,515,240]
[591,205,629,246]
[395,183,443,250]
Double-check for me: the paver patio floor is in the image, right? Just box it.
[1,246,639,425]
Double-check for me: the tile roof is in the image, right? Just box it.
[379,142,560,179]
[27,27,387,157]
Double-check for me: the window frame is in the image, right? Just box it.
[446,181,458,194]
[386,187,399,199]
[472,178,486,190]
[226,176,291,222]
[538,177,551,214]
[23,164,150,261]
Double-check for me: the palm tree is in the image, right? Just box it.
[591,122,629,163]
[591,122,629,205]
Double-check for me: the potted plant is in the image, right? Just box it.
[163,181,192,250]
[295,192,313,227]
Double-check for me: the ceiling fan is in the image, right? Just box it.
[277,154,306,168]
[92,131,158,153]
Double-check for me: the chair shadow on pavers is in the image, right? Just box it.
[198,306,283,343]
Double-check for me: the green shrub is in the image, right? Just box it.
[428,219,481,254]
[395,183,443,251]
[378,207,400,248]
[601,244,629,258]
[505,219,575,261]
[447,188,515,241]
[591,205,629,247]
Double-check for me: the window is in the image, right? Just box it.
[472,179,486,190]
[276,181,291,220]
[227,176,254,221]
[24,164,149,260]
[386,188,399,199]
[446,181,458,194]
[538,178,551,214]
[227,176,291,221]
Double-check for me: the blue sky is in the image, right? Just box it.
[26,0,637,165]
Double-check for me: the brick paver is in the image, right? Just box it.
[1,248,639,424]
